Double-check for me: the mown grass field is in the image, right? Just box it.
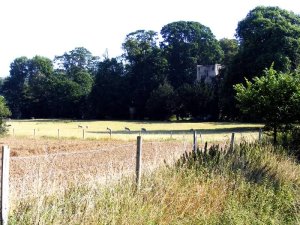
[6,119,263,141]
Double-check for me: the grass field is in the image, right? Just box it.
[9,142,300,224]
[6,119,263,141]
[3,120,299,224]
[7,119,288,224]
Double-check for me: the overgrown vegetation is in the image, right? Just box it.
[234,66,300,144]
[9,142,300,224]
[277,126,300,160]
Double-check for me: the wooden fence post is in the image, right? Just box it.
[258,128,262,143]
[1,145,10,225]
[230,132,235,151]
[58,129,60,139]
[193,130,197,153]
[170,131,173,139]
[82,129,85,140]
[136,136,142,190]
[12,128,14,137]
[33,129,36,137]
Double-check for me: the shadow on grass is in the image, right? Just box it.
[87,127,261,135]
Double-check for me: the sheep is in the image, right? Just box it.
[107,127,112,138]
[125,127,130,132]
[141,128,147,132]
[78,125,83,128]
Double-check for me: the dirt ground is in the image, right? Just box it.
[0,137,193,199]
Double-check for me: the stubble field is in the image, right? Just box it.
[1,120,262,200]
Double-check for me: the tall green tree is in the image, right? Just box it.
[2,53,94,119]
[53,47,95,118]
[89,57,128,119]
[45,71,92,118]
[24,56,54,117]
[145,82,175,120]
[220,6,300,119]
[54,47,99,76]
[0,96,11,133]
[234,67,300,143]
[174,81,219,120]
[0,96,11,117]
[236,6,300,78]
[122,30,168,118]
[160,21,224,88]
[1,56,54,118]
[1,57,29,118]
[219,38,239,66]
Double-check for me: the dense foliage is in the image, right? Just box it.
[0,96,11,133]
[236,6,300,76]
[235,66,300,143]
[220,6,300,118]
[1,6,300,121]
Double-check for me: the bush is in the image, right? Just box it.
[0,96,11,135]
[287,127,300,160]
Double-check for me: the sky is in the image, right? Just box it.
[0,0,300,77]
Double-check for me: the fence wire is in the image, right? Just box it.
[4,131,260,201]
[8,139,193,200]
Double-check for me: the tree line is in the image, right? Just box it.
[1,6,300,121]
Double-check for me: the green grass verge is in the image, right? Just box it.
[9,142,299,224]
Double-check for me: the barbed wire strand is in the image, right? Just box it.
[10,143,136,160]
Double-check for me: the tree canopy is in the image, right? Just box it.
[1,7,300,121]
[122,30,168,118]
[160,21,223,88]
[0,96,11,133]
[236,6,300,77]
[234,66,300,142]
[220,6,300,118]
[0,96,11,118]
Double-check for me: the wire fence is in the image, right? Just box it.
[7,127,261,141]
[6,138,196,200]
[1,130,262,224]
[9,143,136,198]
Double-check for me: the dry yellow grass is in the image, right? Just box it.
[1,120,262,200]
[2,136,192,200]
[9,142,300,225]
[2,120,268,224]
[6,119,262,141]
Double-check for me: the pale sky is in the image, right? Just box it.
[0,0,299,77]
